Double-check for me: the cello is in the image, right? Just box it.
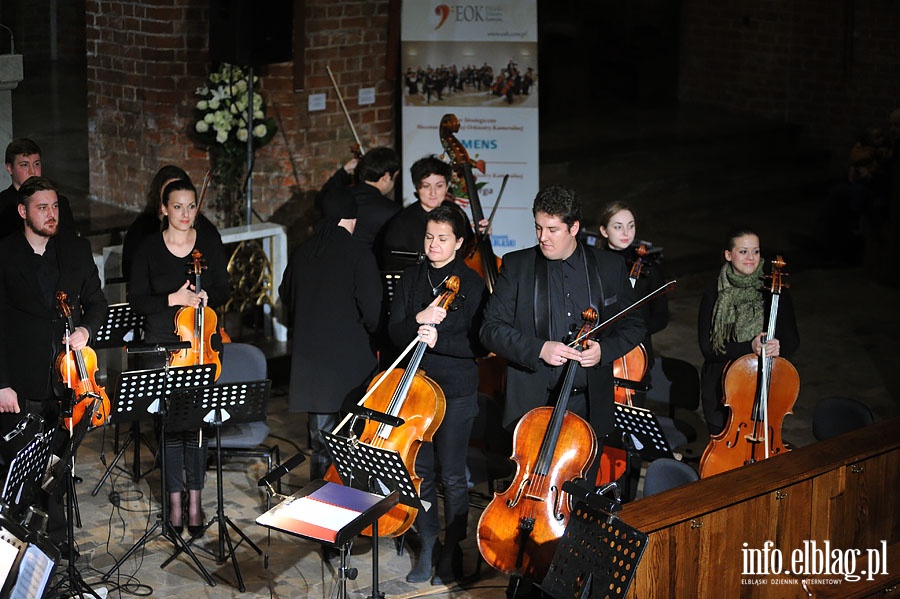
[169,249,222,380]
[612,244,652,406]
[439,113,501,293]
[325,276,459,537]
[477,308,599,580]
[698,256,799,478]
[56,292,111,429]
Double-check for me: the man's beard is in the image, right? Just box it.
[25,216,57,238]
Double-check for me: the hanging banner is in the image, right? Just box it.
[400,1,539,256]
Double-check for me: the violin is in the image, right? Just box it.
[169,249,222,380]
[439,113,502,293]
[324,276,460,537]
[55,292,110,429]
[699,256,799,478]
[477,308,599,580]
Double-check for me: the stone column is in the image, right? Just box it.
[0,54,24,189]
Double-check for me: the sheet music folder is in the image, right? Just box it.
[256,480,398,547]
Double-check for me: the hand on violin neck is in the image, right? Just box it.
[64,326,90,351]
[417,324,438,348]
[579,340,602,368]
[476,218,491,236]
[169,280,205,308]
[0,387,20,414]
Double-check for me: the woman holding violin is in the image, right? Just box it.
[128,178,230,535]
[698,228,799,435]
[388,203,487,585]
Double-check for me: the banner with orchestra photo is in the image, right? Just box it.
[400,0,539,256]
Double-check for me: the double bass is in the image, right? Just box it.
[56,292,110,429]
[169,249,222,380]
[325,276,459,537]
[439,113,501,293]
[477,308,599,580]
[699,256,799,478]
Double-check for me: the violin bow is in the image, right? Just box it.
[484,173,508,231]
[197,169,212,213]
[326,64,365,156]
[569,280,676,346]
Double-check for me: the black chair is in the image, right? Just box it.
[641,458,699,497]
[209,343,281,482]
[812,396,874,441]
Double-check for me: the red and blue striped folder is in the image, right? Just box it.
[256,481,394,545]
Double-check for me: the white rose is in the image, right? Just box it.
[253,124,268,138]
[254,110,264,120]
[196,100,208,110]
[204,113,215,124]
[216,130,229,144]
[195,121,209,133]
[208,99,220,110]
[236,128,249,142]
[236,80,248,93]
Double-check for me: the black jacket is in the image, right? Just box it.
[480,243,645,435]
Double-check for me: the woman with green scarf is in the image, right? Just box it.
[698,229,800,435]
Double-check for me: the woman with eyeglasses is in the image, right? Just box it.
[388,202,488,585]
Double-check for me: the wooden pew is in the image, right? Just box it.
[618,417,900,598]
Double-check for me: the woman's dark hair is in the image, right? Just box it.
[145,165,189,216]
[411,155,452,190]
[160,179,198,230]
[598,201,635,229]
[724,227,759,252]
[427,201,475,257]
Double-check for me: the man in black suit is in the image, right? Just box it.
[0,177,107,533]
[1,138,76,239]
[480,185,645,450]
[316,146,401,259]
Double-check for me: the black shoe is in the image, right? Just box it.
[169,522,184,535]
[406,538,440,583]
[187,510,206,536]
[432,542,462,585]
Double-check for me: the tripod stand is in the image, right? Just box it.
[43,405,100,598]
[161,380,271,591]
[101,362,217,586]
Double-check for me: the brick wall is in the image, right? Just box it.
[679,0,900,161]
[86,0,395,229]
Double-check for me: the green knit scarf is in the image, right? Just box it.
[710,261,764,354]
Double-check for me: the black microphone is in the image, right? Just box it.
[348,405,404,428]
[257,452,306,488]
[126,341,192,353]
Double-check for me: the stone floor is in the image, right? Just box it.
[9,60,900,598]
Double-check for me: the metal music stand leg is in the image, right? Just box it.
[44,418,100,598]
[102,408,215,586]
[92,420,156,496]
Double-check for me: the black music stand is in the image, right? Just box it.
[0,507,59,598]
[542,481,648,599]
[90,304,148,491]
[1,421,53,520]
[606,403,674,501]
[257,480,398,599]
[322,429,426,599]
[160,380,271,592]
[101,363,217,587]
[44,408,98,598]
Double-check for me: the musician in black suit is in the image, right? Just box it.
[0,176,107,544]
[480,186,645,449]
[1,138,76,239]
